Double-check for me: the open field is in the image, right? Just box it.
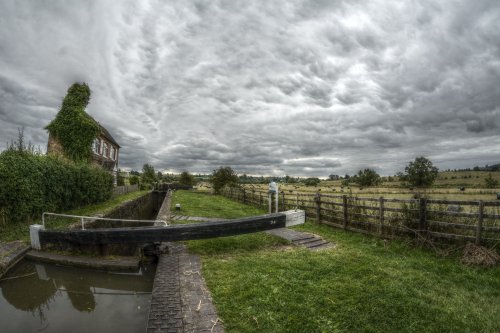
[195,171,500,201]
[239,183,500,201]
[171,190,500,333]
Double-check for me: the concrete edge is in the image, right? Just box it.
[0,243,31,279]
[25,250,140,272]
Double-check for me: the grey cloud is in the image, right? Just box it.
[0,0,499,177]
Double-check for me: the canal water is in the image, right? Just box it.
[0,259,156,332]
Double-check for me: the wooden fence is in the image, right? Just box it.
[113,184,139,196]
[222,187,500,246]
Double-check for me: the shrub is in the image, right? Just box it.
[140,163,157,189]
[303,178,321,186]
[354,169,381,187]
[484,174,499,189]
[179,171,195,186]
[211,166,239,194]
[0,149,113,225]
[129,175,140,185]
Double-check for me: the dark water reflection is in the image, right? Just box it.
[0,259,156,333]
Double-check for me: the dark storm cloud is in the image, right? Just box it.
[1,0,499,177]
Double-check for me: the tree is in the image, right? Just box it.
[403,157,439,187]
[179,171,195,186]
[210,166,239,194]
[141,163,156,187]
[484,174,499,188]
[303,177,321,186]
[129,175,140,185]
[355,169,381,187]
[117,169,125,186]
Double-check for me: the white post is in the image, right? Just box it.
[268,193,272,214]
[275,191,279,213]
[81,217,85,230]
[284,210,305,227]
[30,224,45,250]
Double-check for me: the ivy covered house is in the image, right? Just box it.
[45,83,120,184]
[47,121,120,171]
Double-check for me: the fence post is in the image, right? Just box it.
[281,191,285,211]
[379,196,384,236]
[296,193,299,210]
[242,189,246,204]
[343,195,348,229]
[419,198,427,235]
[315,193,321,224]
[259,192,263,207]
[476,200,484,245]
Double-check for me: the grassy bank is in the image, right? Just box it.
[0,190,149,243]
[173,190,500,333]
[170,190,265,219]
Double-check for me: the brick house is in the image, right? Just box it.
[47,119,120,183]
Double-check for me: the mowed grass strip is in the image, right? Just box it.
[170,190,265,219]
[175,190,500,333]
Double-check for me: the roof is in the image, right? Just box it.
[87,114,120,148]
[98,124,121,148]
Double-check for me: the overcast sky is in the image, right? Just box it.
[1,0,499,177]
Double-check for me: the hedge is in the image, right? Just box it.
[0,149,113,226]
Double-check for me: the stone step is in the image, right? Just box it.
[309,242,334,251]
[290,235,317,242]
[293,237,323,245]
[305,240,330,248]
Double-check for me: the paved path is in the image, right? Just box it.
[266,228,334,250]
[147,243,223,333]
[147,193,224,333]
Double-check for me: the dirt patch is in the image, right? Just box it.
[461,243,499,267]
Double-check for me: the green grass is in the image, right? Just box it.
[170,190,265,219]
[0,190,149,243]
[175,191,500,333]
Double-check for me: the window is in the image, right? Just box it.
[92,138,101,154]
[110,147,116,160]
[103,142,110,158]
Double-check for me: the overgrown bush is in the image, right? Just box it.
[354,169,381,187]
[303,177,321,186]
[0,149,113,226]
[45,83,100,162]
[211,166,239,194]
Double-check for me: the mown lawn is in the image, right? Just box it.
[170,190,265,219]
[0,190,149,242]
[173,190,500,333]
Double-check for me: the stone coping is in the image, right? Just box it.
[26,250,140,272]
[0,241,31,278]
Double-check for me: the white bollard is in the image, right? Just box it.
[30,224,45,250]
[283,210,305,227]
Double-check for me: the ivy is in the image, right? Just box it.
[46,83,100,162]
